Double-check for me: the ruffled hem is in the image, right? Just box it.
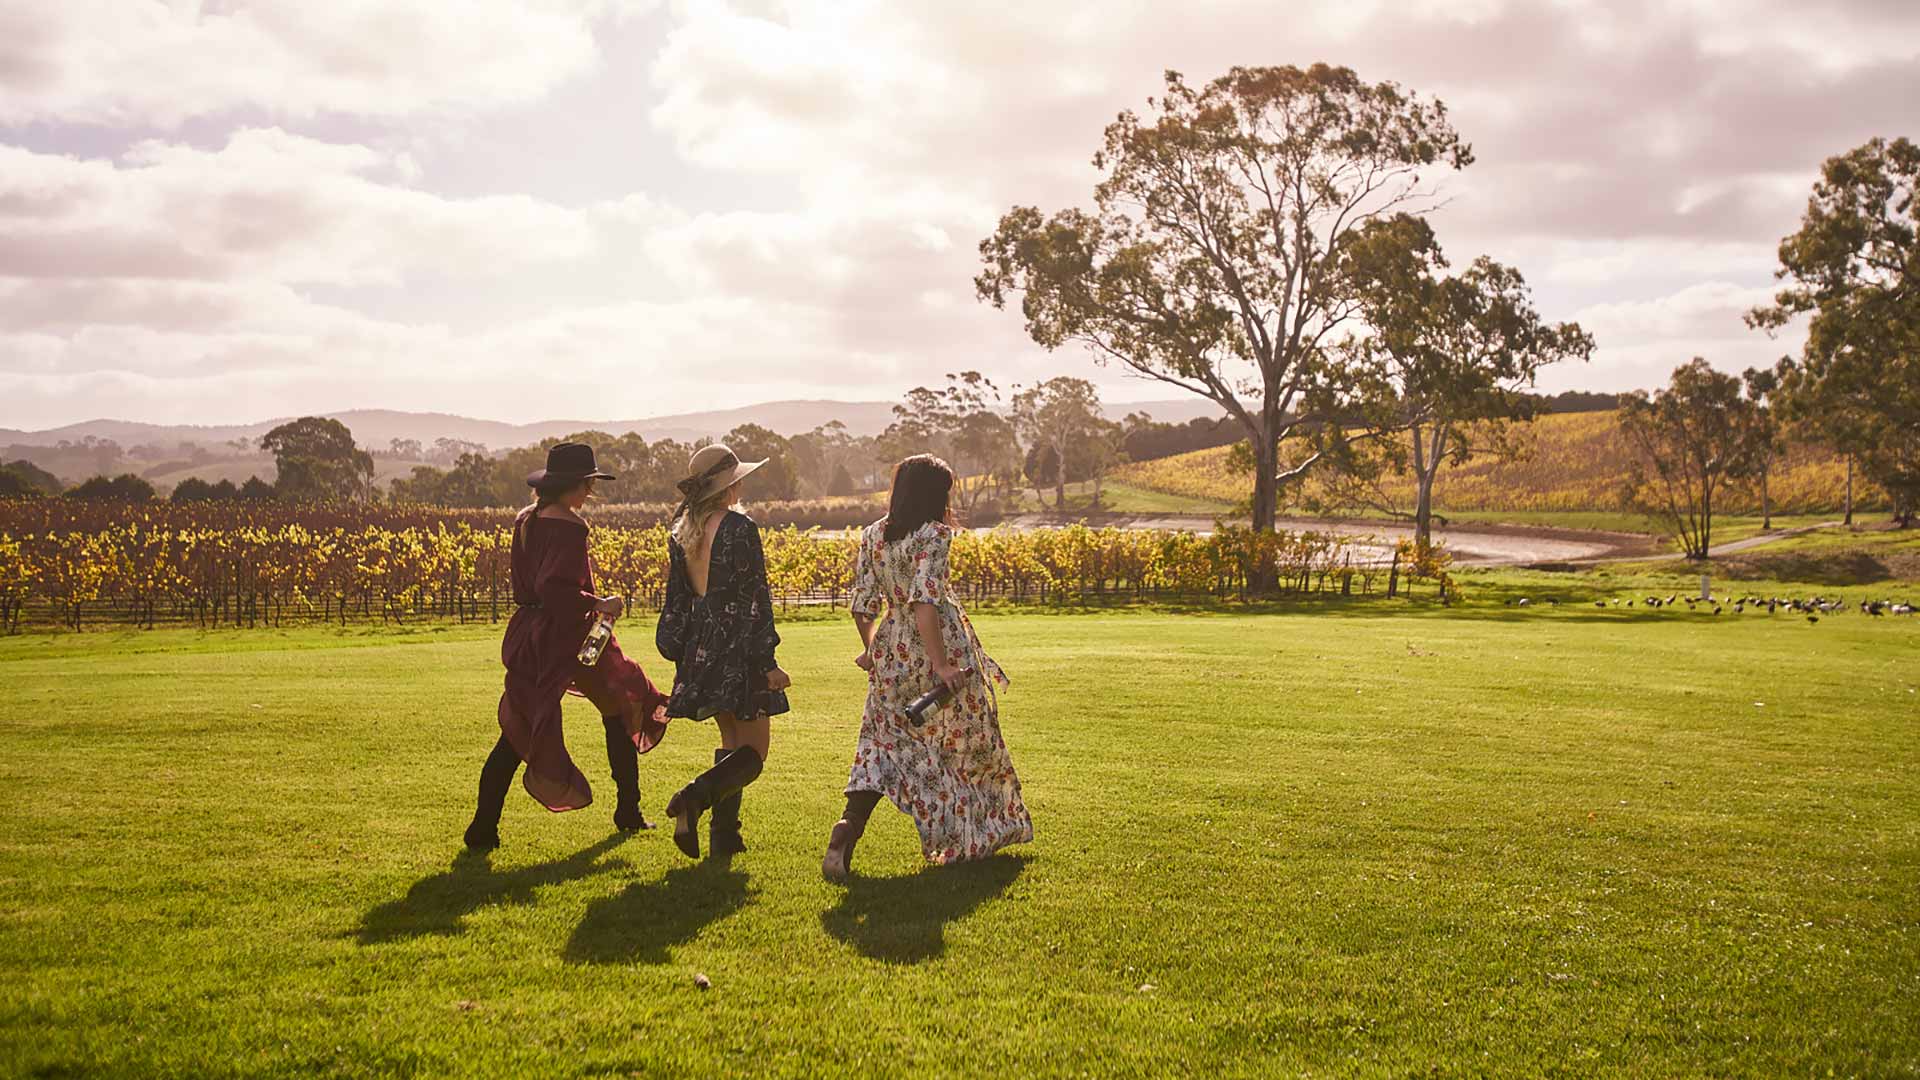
[666,680,790,722]
[570,640,671,752]
[498,691,593,813]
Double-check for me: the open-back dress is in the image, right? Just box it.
[655,510,790,722]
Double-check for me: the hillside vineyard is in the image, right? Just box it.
[1114,412,1886,515]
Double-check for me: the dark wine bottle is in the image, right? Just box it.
[904,669,971,725]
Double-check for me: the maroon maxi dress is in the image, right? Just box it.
[499,507,669,811]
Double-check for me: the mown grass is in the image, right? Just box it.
[1,597,1917,1078]
[1596,523,1920,589]
[1007,479,1235,516]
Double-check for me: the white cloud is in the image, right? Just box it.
[0,0,656,127]
[0,130,598,287]
[0,0,1914,427]
[1572,282,1778,348]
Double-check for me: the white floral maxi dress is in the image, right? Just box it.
[845,520,1032,863]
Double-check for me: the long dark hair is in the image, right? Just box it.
[516,478,594,540]
[883,455,956,542]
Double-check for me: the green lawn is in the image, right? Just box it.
[1323,509,1855,549]
[1605,523,1920,586]
[1010,479,1236,516]
[2,601,1917,1077]
[1327,507,1664,535]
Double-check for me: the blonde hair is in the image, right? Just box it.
[672,483,735,550]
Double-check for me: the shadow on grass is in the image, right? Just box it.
[1717,551,1896,586]
[821,854,1026,965]
[354,835,627,945]
[564,858,751,965]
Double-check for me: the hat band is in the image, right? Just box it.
[674,452,739,499]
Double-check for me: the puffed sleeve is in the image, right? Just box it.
[733,516,781,673]
[535,525,597,622]
[655,541,689,663]
[849,528,882,616]
[906,525,950,606]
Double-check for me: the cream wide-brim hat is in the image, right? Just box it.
[677,443,767,503]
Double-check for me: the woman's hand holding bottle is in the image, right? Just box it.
[931,658,966,692]
[594,595,625,620]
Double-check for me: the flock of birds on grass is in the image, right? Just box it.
[1508,594,1917,623]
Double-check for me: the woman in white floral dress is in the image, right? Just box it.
[822,455,1032,881]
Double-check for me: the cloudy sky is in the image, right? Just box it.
[2,0,1916,429]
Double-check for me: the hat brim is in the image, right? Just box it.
[687,457,767,502]
[525,468,617,488]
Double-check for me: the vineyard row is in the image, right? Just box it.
[0,502,1439,632]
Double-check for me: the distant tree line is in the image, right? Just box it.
[8,380,1214,514]
[388,373,1163,514]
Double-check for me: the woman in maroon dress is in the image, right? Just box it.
[464,442,670,851]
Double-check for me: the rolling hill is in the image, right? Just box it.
[0,402,902,453]
[1111,410,1882,519]
[0,397,1221,454]
[2,396,1223,488]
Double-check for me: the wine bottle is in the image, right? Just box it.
[577,611,615,666]
[904,668,971,725]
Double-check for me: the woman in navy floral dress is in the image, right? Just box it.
[655,444,791,859]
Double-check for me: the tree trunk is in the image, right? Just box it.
[1053,435,1067,511]
[1699,482,1713,559]
[1761,464,1772,531]
[1250,429,1278,534]
[1248,429,1279,593]
[1844,454,1854,526]
[1413,469,1436,553]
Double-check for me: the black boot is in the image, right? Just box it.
[709,748,747,856]
[822,790,881,883]
[603,714,651,833]
[465,736,520,851]
[665,746,764,859]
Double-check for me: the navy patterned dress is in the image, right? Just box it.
[655,510,790,721]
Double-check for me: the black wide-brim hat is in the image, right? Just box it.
[526,441,616,488]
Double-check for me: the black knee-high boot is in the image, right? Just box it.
[465,736,521,851]
[602,714,650,832]
[822,790,881,882]
[709,748,747,856]
[665,746,764,859]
